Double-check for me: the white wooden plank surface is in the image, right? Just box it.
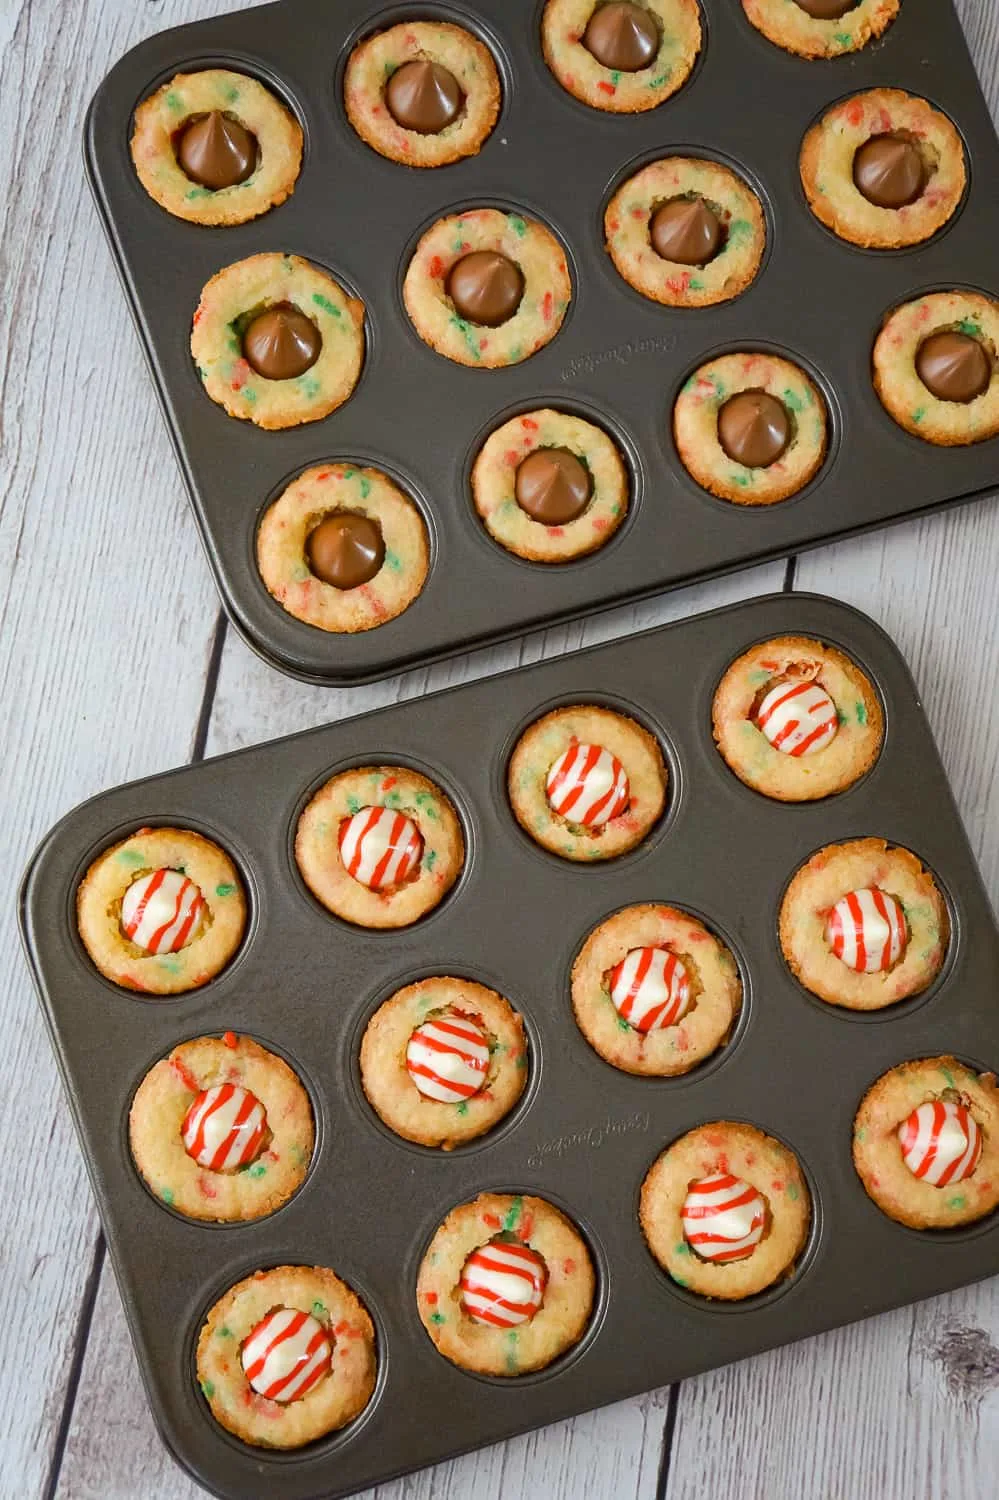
[4,0,998,1497]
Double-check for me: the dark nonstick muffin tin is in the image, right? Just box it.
[20,593,999,1500]
[85,0,999,684]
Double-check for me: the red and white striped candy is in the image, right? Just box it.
[338,805,423,890]
[405,1014,489,1103]
[460,1240,546,1328]
[546,742,629,826]
[609,947,691,1033]
[898,1099,983,1186]
[754,679,839,757]
[681,1174,766,1263]
[121,868,204,954]
[182,1084,267,1171]
[241,1308,332,1403]
[825,887,906,973]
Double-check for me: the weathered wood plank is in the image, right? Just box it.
[0,0,243,1494]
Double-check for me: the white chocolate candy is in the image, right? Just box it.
[898,1099,982,1186]
[826,887,907,973]
[609,946,691,1032]
[405,1014,490,1102]
[546,742,629,826]
[241,1308,332,1403]
[755,678,838,756]
[121,868,205,954]
[681,1174,766,1262]
[460,1240,546,1327]
[338,805,423,890]
[181,1083,267,1171]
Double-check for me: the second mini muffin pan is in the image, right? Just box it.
[20,593,999,1499]
[85,0,999,683]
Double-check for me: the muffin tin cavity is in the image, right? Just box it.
[21,594,999,1496]
[87,0,999,682]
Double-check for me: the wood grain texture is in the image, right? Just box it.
[0,0,237,1494]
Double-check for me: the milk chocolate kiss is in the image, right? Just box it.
[650,198,724,265]
[916,332,991,403]
[177,111,257,189]
[717,391,791,468]
[242,306,322,380]
[515,448,593,524]
[447,252,524,326]
[853,135,926,209]
[795,0,857,18]
[385,60,463,133]
[307,513,385,589]
[583,3,659,71]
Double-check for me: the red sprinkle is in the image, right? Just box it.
[429,254,444,278]
[846,101,864,127]
[563,1258,576,1275]
[223,1030,238,1049]
[542,290,554,323]
[482,1212,502,1229]
[521,417,539,431]
[424,1290,438,1305]
[597,80,615,95]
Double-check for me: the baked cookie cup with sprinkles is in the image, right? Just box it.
[508,704,667,862]
[344,21,500,168]
[853,1056,999,1230]
[130,69,302,226]
[640,1122,811,1299]
[800,90,966,251]
[605,157,765,309]
[713,635,883,801]
[472,408,628,562]
[191,253,364,429]
[76,826,245,994]
[542,0,701,114]
[741,0,899,60]
[197,1265,376,1448]
[779,837,949,1010]
[417,1193,595,1376]
[360,977,528,1149]
[257,463,429,632]
[674,352,827,505]
[571,904,742,1076]
[129,1033,313,1222]
[403,209,571,368]
[873,291,999,447]
[295,765,464,928]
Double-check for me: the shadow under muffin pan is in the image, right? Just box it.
[20,593,999,1500]
[85,0,999,683]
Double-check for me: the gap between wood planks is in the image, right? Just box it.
[40,610,230,1500]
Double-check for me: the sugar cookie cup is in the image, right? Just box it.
[853,1056,999,1229]
[197,1265,376,1448]
[360,978,528,1149]
[605,157,765,308]
[541,0,702,114]
[712,635,883,801]
[641,1122,811,1299]
[799,89,966,250]
[130,69,302,225]
[295,765,464,929]
[416,1192,595,1375]
[129,1033,313,1222]
[508,704,667,862]
[741,0,898,60]
[403,209,571,368]
[344,21,500,167]
[257,463,429,631]
[673,352,827,505]
[471,408,628,562]
[191,253,365,429]
[76,826,246,994]
[779,838,949,1010]
[873,291,999,446]
[571,904,742,1075]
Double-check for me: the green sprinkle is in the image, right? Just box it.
[450,315,481,360]
[507,215,527,238]
[161,1187,175,1205]
[248,1162,267,1179]
[958,318,981,337]
[855,1126,867,1144]
[359,476,371,499]
[786,1182,800,1201]
[243,387,256,404]
[673,1275,689,1288]
[912,407,926,424]
[383,60,398,78]
[200,1379,215,1399]
[384,548,402,572]
[727,218,752,244]
[165,91,183,112]
[423,848,438,871]
[948,1195,967,1210]
[610,70,621,85]
[833,31,851,47]
[515,1054,528,1070]
[503,1195,523,1232]
[732,472,751,487]
[505,1332,519,1373]
[312,1300,327,1319]
[675,1242,689,1256]
[940,1066,957,1089]
[346,795,361,815]
[312,293,341,317]
[414,791,439,818]
[185,187,211,200]
[118,847,146,866]
[297,376,321,400]
[616,1015,631,1032]
[688,277,703,290]
[648,73,668,88]
[218,1326,232,1339]
[783,386,808,413]
[456,1101,469,1116]
[507,345,523,363]
[216,882,236,897]
[225,85,240,103]
[343,467,357,479]
[430,1311,445,1324]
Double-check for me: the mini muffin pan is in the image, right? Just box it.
[20,593,999,1500]
[85,0,999,683]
